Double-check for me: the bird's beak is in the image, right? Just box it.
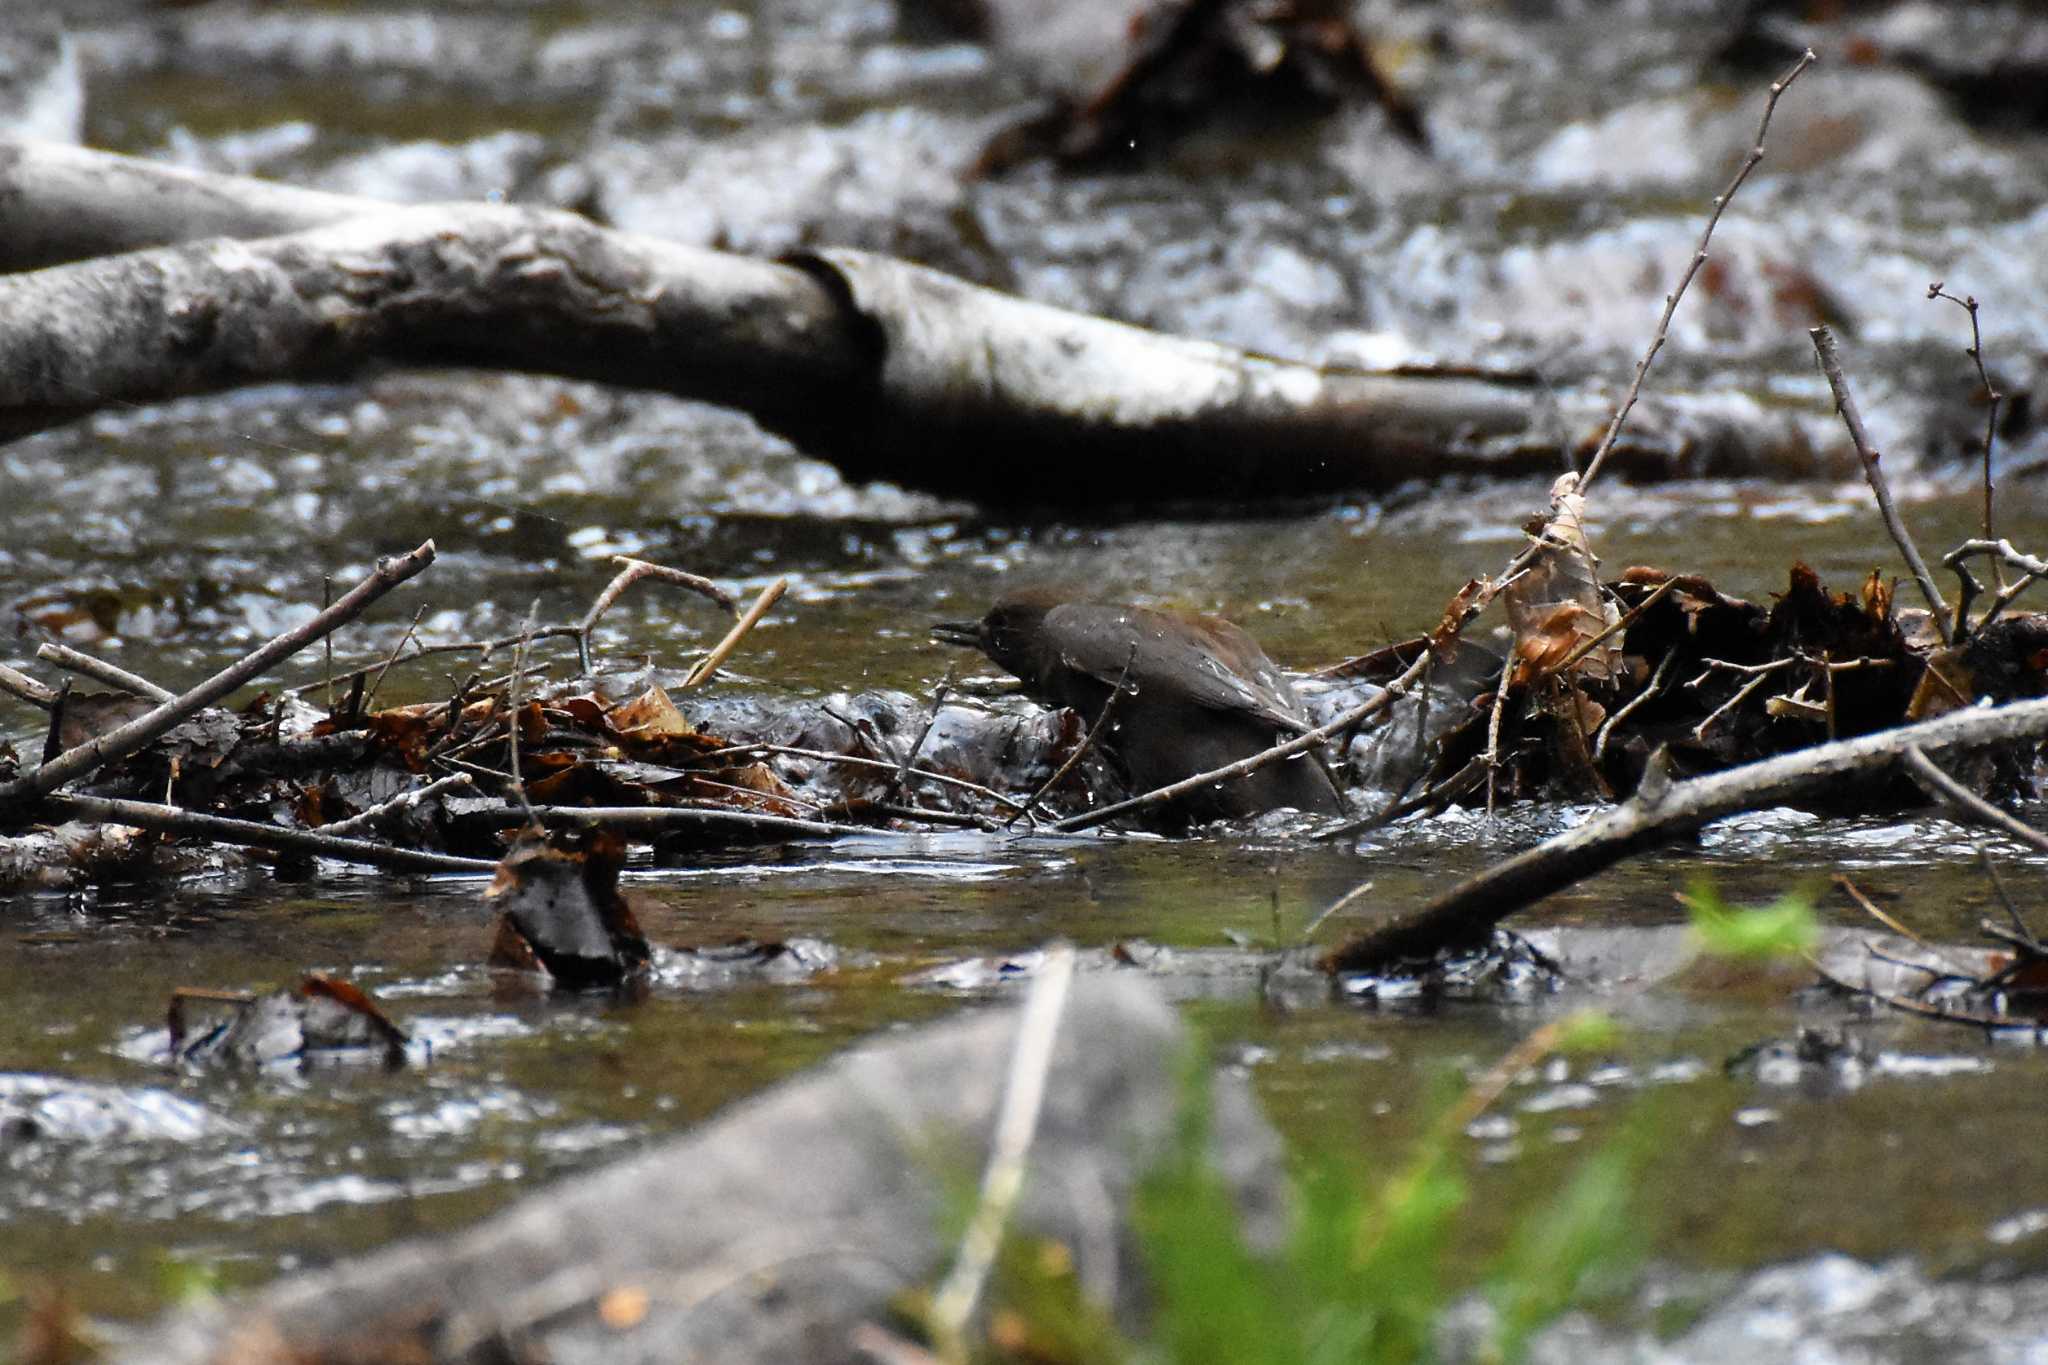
[930,620,982,648]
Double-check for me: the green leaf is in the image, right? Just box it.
[1684,878,1819,960]
[1552,1009,1620,1054]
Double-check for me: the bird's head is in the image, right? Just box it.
[931,590,1067,688]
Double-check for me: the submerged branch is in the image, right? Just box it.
[43,794,494,875]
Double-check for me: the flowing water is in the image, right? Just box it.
[6,0,2048,1352]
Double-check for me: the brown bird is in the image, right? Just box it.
[932,591,1344,822]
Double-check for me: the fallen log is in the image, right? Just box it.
[0,137,1666,503]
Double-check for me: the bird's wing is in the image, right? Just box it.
[1045,605,1312,733]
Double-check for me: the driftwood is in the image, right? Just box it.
[0,136,1764,504]
[1320,694,2048,973]
[114,973,1286,1365]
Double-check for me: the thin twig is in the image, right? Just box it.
[577,557,737,675]
[34,644,176,701]
[1929,283,2002,563]
[890,665,955,806]
[928,942,1076,1362]
[1690,666,1786,742]
[1900,744,2048,856]
[822,800,998,831]
[43,793,493,874]
[1978,843,2032,944]
[319,773,476,839]
[1482,668,1511,816]
[1548,573,1676,678]
[505,600,541,829]
[322,574,334,714]
[1809,955,2019,1034]
[1299,880,1376,944]
[1316,751,1491,840]
[1324,657,1440,836]
[472,803,878,839]
[686,776,827,815]
[361,605,427,714]
[1833,872,1982,979]
[1443,1017,1573,1139]
[693,742,1030,814]
[684,577,786,690]
[1578,48,1817,490]
[1594,645,1677,764]
[0,541,436,807]
[1809,325,1952,642]
[282,628,581,698]
[1010,646,1136,827]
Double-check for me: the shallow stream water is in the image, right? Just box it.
[7,0,2048,1354]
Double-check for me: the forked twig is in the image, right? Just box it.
[1943,538,2048,637]
[576,557,737,674]
[319,772,476,839]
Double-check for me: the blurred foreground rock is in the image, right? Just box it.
[117,974,1284,1365]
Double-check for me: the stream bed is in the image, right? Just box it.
[7,0,2048,1356]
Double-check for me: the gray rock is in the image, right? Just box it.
[118,973,1285,1364]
